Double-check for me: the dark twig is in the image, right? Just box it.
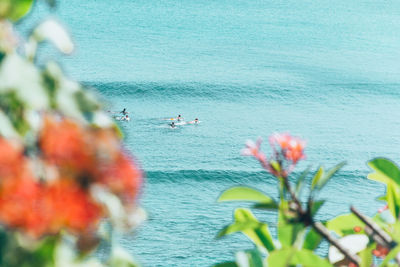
[350,206,396,248]
[313,222,361,265]
[282,178,360,265]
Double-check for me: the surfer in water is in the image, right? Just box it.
[121,108,128,115]
[170,122,176,128]
[187,118,199,124]
[177,115,183,121]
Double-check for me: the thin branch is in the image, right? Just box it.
[364,225,388,248]
[282,178,360,266]
[283,177,305,214]
[350,206,396,248]
[313,222,361,265]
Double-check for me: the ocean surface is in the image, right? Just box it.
[19,1,400,266]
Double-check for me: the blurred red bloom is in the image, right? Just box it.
[0,114,142,238]
[91,128,121,163]
[99,152,142,204]
[43,179,102,234]
[40,116,94,174]
[0,175,46,237]
[0,138,25,179]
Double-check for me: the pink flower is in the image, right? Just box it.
[270,133,306,164]
[269,133,292,150]
[241,138,266,163]
[242,133,306,178]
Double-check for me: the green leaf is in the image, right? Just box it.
[310,200,325,217]
[391,221,400,243]
[293,249,333,267]
[368,158,400,218]
[311,166,324,190]
[368,158,400,187]
[218,187,277,208]
[235,209,275,252]
[295,166,311,197]
[253,203,279,210]
[0,0,34,22]
[326,213,364,236]
[218,208,275,252]
[268,248,332,267]
[278,211,305,247]
[316,162,346,190]
[270,160,281,173]
[218,221,261,237]
[0,91,29,135]
[267,248,294,267]
[74,91,100,122]
[377,195,387,202]
[236,250,264,267]
[303,228,322,250]
[386,183,400,219]
[42,69,59,109]
[359,244,374,267]
[214,262,238,267]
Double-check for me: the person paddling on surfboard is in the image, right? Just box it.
[170,122,176,128]
[121,108,128,115]
[177,115,184,121]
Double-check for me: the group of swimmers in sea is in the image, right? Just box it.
[109,109,199,128]
[169,115,199,128]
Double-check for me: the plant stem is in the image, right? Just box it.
[312,222,360,265]
[282,177,360,265]
[283,177,305,214]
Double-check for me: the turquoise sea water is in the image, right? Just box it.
[20,1,400,266]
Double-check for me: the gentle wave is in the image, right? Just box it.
[84,81,400,102]
[144,169,370,182]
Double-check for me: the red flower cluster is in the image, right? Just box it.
[0,116,141,238]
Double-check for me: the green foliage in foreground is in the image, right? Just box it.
[0,0,34,22]
[216,153,400,266]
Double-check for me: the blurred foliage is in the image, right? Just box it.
[0,1,144,266]
[0,0,33,22]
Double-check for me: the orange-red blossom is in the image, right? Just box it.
[0,115,142,238]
